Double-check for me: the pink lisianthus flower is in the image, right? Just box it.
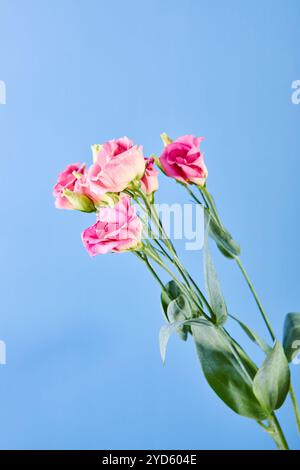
[159,135,208,186]
[140,157,159,195]
[87,137,146,202]
[53,163,86,209]
[81,196,143,256]
[95,136,133,158]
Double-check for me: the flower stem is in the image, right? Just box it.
[172,252,215,318]
[137,189,212,314]
[201,186,223,227]
[138,189,174,251]
[268,413,290,450]
[235,257,276,342]
[289,384,300,434]
[143,246,203,314]
[148,198,215,315]
[198,186,277,341]
[134,252,165,289]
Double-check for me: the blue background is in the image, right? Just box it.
[0,0,299,450]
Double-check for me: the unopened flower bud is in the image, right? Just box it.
[63,189,96,213]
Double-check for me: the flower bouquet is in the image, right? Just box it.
[53,134,300,450]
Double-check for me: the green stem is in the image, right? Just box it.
[134,252,165,289]
[224,330,289,449]
[268,413,290,450]
[144,246,203,314]
[201,186,276,341]
[147,243,202,312]
[138,189,174,252]
[137,190,211,314]
[201,186,223,227]
[235,257,276,342]
[257,420,271,432]
[148,198,215,316]
[289,384,300,434]
[172,252,215,318]
[185,184,204,205]
[235,258,300,444]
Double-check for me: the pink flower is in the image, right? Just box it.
[87,137,146,201]
[97,136,133,158]
[159,135,208,186]
[82,196,143,255]
[53,163,86,209]
[140,157,159,195]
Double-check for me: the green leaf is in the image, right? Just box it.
[160,280,183,321]
[206,211,240,259]
[204,229,228,325]
[229,314,271,355]
[159,321,184,364]
[191,320,267,420]
[283,313,300,363]
[160,281,192,340]
[159,318,204,364]
[253,342,290,413]
[230,338,258,379]
[167,294,192,321]
[167,294,192,341]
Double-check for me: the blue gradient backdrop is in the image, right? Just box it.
[0,0,299,450]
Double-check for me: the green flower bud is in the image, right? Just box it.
[91,144,103,163]
[63,189,96,213]
[160,132,173,147]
